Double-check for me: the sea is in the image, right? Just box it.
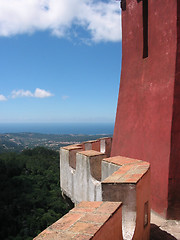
[0,123,114,135]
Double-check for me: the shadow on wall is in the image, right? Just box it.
[150,224,177,240]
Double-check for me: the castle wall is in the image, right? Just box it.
[111,0,178,218]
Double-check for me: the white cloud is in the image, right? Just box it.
[11,89,33,98]
[11,88,53,98]
[0,94,7,101]
[0,0,121,43]
[34,88,53,98]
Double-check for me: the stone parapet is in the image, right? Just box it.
[59,138,151,240]
[60,137,112,204]
[34,201,123,240]
[60,148,105,203]
[33,137,151,240]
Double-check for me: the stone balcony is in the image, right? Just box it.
[34,137,151,240]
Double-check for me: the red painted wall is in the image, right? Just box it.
[168,1,180,219]
[111,0,179,218]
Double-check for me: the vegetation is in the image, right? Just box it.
[0,133,112,153]
[0,147,72,240]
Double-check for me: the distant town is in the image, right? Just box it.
[0,132,112,153]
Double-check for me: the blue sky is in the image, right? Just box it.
[0,0,122,123]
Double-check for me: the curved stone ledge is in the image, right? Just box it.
[101,156,150,240]
[102,156,150,183]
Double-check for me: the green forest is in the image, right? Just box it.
[0,147,72,240]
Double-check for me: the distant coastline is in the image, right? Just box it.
[0,122,114,135]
